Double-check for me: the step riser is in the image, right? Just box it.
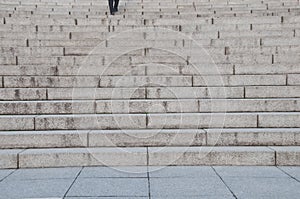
[0,130,299,149]
[1,99,300,114]
[5,63,299,76]
[3,113,300,130]
[1,147,300,169]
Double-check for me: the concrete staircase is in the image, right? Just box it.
[1,0,300,168]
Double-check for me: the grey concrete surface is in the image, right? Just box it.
[279,166,300,181]
[0,169,14,181]
[0,166,299,199]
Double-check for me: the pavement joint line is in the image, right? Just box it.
[147,147,151,199]
[6,177,87,181]
[72,176,148,179]
[212,166,238,199]
[0,169,16,183]
[276,166,300,184]
[147,167,151,199]
[63,166,84,198]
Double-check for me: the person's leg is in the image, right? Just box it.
[114,0,119,11]
[108,0,114,15]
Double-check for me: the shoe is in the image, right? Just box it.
[110,11,115,15]
[114,7,118,12]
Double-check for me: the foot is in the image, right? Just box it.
[114,7,118,12]
[110,11,115,15]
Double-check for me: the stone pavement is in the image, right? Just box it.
[0,166,299,198]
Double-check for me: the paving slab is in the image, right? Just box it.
[79,166,148,178]
[149,166,216,178]
[0,166,300,198]
[152,197,234,199]
[279,167,300,181]
[7,167,82,180]
[66,197,148,199]
[150,177,233,197]
[0,178,74,199]
[67,178,149,197]
[0,169,14,181]
[214,166,289,178]
[222,177,300,199]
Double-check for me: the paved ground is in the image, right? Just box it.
[0,166,300,199]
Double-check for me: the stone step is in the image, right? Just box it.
[0,115,35,130]
[0,100,96,114]
[95,98,300,113]
[55,63,234,76]
[6,11,299,19]
[0,88,47,100]
[2,76,100,88]
[235,64,300,75]
[0,2,293,9]
[9,11,298,19]
[33,112,300,130]
[0,112,299,130]
[1,15,285,26]
[45,87,243,100]
[4,21,290,34]
[2,45,297,60]
[1,86,300,100]
[0,87,147,100]
[10,53,274,66]
[0,47,64,57]
[0,49,296,67]
[3,22,299,34]
[0,129,205,149]
[1,85,297,100]
[0,61,300,78]
[1,146,300,168]
[1,76,194,88]
[0,31,71,40]
[1,46,267,59]
[4,9,297,20]
[0,98,300,114]
[1,5,298,15]
[0,128,299,149]
[245,86,300,98]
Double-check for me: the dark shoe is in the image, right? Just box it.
[114,7,118,12]
[110,11,115,15]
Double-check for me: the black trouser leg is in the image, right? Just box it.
[108,0,114,14]
[114,0,119,10]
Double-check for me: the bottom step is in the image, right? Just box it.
[1,146,300,169]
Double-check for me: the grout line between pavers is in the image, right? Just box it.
[63,166,84,199]
[0,169,17,183]
[276,166,300,184]
[146,146,149,167]
[146,147,151,199]
[212,166,238,199]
